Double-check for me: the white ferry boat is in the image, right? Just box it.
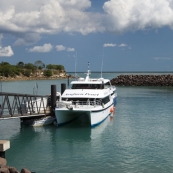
[55,68,117,127]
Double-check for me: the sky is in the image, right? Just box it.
[0,0,173,72]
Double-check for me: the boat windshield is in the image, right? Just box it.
[71,84,103,89]
[104,82,111,89]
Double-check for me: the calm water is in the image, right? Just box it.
[1,72,173,173]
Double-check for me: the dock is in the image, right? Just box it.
[0,92,51,120]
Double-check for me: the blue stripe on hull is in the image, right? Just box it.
[91,113,111,127]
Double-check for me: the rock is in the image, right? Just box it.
[9,167,19,173]
[0,167,10,173]
[20,168,31,173]
[0,158,7,166]
[0,165,8,169]
[111,75,173,86]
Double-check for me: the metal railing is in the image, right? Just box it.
[0,92,51,119]
[57,100,102,109]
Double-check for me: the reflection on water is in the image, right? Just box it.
[91,114,114,140]
[0,119,21,140]
[5,114,114,172]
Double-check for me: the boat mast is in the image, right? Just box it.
[101,48,104,78]
[85,62,91,81]
[75,51,77,77]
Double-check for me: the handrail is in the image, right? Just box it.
[57,100,102,108]
[0,92,50,119]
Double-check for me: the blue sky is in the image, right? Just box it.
[0,0,173,72]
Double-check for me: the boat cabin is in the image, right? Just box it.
[71,80,112,90]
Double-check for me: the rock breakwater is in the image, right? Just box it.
[0,157,32,173]
[111,74,173,86]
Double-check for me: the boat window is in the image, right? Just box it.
[104,82,111,89]
[71,84,102,89]
[62,98,95,102]
[102,96,110,104]
[62,98,102,105]
[111,90,115,96]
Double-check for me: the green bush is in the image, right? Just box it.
[46,64,64,71]
[24,63,37,72]
[44,70,52,77]
[0,62,65,78]
[24,70,31,77]
[53,70,59,75]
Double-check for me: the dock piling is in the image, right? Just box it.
[51,85,56,115]
[0,140,10,158]
[61,83,66,95]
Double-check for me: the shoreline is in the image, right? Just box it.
[0,74,74,82]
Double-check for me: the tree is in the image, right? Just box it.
[46,64,65,71]
[55,65,64,71]
[34,60,45,69]
[24,63,37,72]
[17,62,24,68]
[46,64,54,70]
[23,69,31,77]
[0,63,20,77]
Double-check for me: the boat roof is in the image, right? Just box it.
[71,78,110,84]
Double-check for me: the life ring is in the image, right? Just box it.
[110,107,114,113]
[110,106,116,113]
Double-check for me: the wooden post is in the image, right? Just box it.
[51,85,56,115]
[61,83,66,95]
[0,140,10,158]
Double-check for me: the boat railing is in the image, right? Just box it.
[57,100,102,108]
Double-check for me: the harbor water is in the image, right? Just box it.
[1,72,173,173]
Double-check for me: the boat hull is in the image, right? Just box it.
[55,110,86,126]
[90,105,113,126]
[55,104,115,127]
[22,116,55,127]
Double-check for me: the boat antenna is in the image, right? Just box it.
[88,62,91,76]
[85,62,91,81]
[33,69,38,95]
[101,47,104,78]
[75,51,77,77]
[33,80,38,95]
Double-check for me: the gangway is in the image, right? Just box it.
[0,92,51,120]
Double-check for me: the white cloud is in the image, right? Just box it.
[14,33,41,46]
[119,44,127,47]
[1,0,173,45]
[0,46,14,57]
[103,43,116,47]
[56,45,66,51]
[103,0,173,32]
[58,0,91,10]
[28,43,53,53]
[0,0,104,45]
[67,47,75,51]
